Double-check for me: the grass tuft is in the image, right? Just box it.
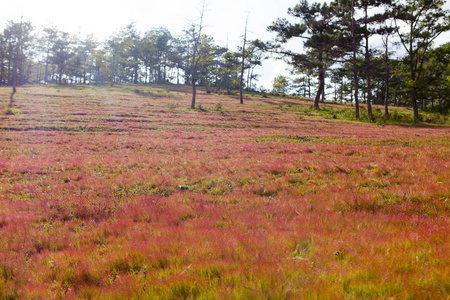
[4,107,22,115]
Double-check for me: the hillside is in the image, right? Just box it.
[0,85,449,299]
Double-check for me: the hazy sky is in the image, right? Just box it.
[1,0,301,47]
[1,0,306,88]
[1,0,449,90]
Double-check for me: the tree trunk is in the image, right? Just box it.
[205,71,210,92]
[163,59,167,83]
[134,63,138,84]
[308,76,311,98]
[364,5,373,120]
[239,55,245,104]
[157,64,161,84]
[11,62,17,93]
[190,39,198,109]
[407,21,420,122]
[384,36,389,116]
[11,18,23,95]
[352,2,360,118]
[7,60,12,85]
[190,3,205,109]
[58,64,63,85]
[1,58,5,85]
[239,15,249,105]
[384,82,389,116]
[191,72,196,109]
[411,87,420,122]
[410,51,420,121]
[365,50,373,119]
[353,60,360,118]
[314,66,324,109]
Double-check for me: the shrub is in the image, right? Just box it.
[5,107,22,115]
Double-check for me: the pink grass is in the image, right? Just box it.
[0,85,449,298]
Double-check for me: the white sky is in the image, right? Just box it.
[1,0,299,47]
[1,0,449,90]
[1,0,304,89]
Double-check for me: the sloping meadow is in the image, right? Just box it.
[0,85,449,299]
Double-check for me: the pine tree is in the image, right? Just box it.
[267,0,347,108]
[393,0,450,121]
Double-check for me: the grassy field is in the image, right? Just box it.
[0,85,449,299]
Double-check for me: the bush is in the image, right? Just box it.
[5,108,22,115]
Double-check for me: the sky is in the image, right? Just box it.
[1,0,449,90]
[1,0,299,46]
[1,0,303,89]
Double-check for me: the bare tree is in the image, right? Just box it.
[189,1,206,109]
[239,14,249,104]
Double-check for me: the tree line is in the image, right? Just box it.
[1,0,449,120]
[0,19,264,100]
[262,0,450,121]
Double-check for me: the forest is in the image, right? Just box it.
[1,0,450,120]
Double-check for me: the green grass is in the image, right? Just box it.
[280,103,450,125]
[4,107,22,115]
